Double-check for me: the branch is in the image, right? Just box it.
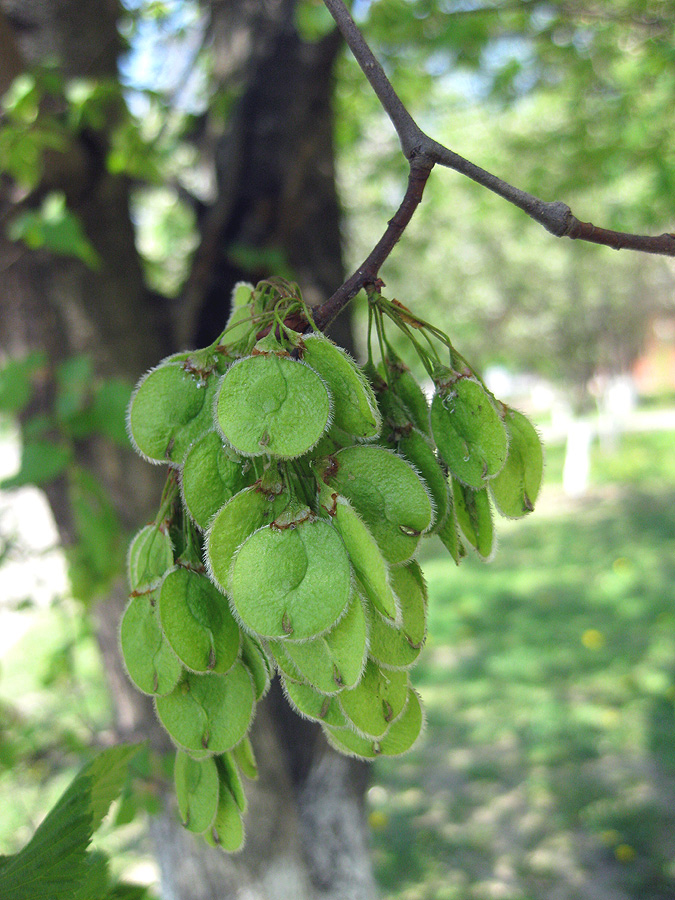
[313,159,432,330]
[316,0,675,328]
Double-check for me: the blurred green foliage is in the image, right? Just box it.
[369,429,675,899]
[0,352,130,604]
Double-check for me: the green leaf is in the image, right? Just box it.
[8,192,101,269]
[0,351,47,416]
[55,355,93,423]
[0,439,71,490]
[0,744,140,900]
[89,379,133,447]
[67,467,125,602]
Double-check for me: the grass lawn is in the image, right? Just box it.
[369,431,675,900]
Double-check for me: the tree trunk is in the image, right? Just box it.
[0,0,377,897]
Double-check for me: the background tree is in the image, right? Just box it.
[0,1,673,898]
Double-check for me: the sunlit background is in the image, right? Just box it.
[1,1,674,898]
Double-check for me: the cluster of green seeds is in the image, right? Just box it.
[120,279,544,850]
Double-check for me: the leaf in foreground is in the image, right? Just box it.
[0,744,140,900]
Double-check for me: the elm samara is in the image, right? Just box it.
[122,278,543,851]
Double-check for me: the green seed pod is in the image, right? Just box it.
[231,736,258,781]
[241,634,273,700]
[281,677,349,728]
[204,783,245,853]
[379,687,424,756]
[282,588,367,693]
[436,486,465,564]
[268,639,305,682]
[337,659,409,739]
[299,333,381,440]
[206,485,290,595]
[452,480,494,560]
[229,517,352,641]
[373,378,413,442]
[321,445,433,565]
[322,724,379,760]
[158,567,241,674]
[330,495,398,621]
[396,428,447,531]
[216,752,247,814]
[154,663,255,755]
[367,562,427,671]
[224,307,254,347]
[127,524,174,592]
[174,751,219,834]
[215,354,331,458]
[225,281,255,345]
[489,407,543,518]
[128,361,220,466]
[386,356,431,438]
[120,592,183,696]
[306,423,357,459]
[430,376,508,489]
[181,431,249,530]
[324,686,423,758]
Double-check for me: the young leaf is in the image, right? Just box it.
[0,744,140,900]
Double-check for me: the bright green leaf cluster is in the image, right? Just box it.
[123,278,544,851]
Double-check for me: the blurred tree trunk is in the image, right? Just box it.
[0,0,376,897]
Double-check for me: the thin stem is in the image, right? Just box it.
[314,158,433,330]
[420,326,443,366]
[322,0,423,158]
[385,314,435,380]
[373,306,389,378]
[366,302,374,369]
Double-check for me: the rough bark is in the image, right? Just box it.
[1,0,377,897]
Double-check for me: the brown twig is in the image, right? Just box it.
[315,0,675,329]
[314,159,432,330]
